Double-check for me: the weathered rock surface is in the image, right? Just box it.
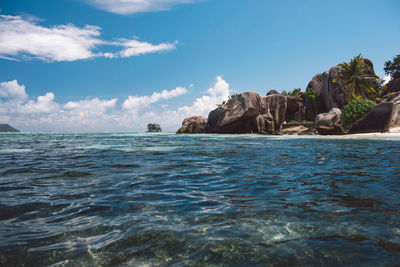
[306,58,376,114]
[316,124,347,135]
[350,92,400,133]
[285,96,306,122]
[266,89,280,95]
[176,116,208,134]
[265,94,287,131]
[280,125,315,135]
[314,108,341,127]
[384,70,400,94]
[0,124,19,132]
[207,92,265,133]
[205,91,288,134]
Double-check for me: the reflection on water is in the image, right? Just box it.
[0,133,400,266]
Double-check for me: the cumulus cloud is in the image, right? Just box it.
[177,76,230,117]
[64,98,117,114]
[122,86,187,113]
[0,80,27,100]
[18,93,59,114]
[0,77,229,132]
[0,15,177,62]
[84,0,197,15]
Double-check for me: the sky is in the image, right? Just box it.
[0,0,399,132]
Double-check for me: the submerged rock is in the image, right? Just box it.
[176,116,208,134]
[350,92,400,133]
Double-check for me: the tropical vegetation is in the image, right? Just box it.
[384,55,400,76]
[304,87,318,120]
[147,123,162,132]
[340,99,376,128]
[335,54,379,101]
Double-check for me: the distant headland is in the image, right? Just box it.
[0,124,20,132]
[177,54,400,135]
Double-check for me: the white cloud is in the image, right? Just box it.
[122,86,187,112]
[18,92,59,114]
[118,39,177,58]
[0,80,27,100]
[0,15,177,62]
[177,76,230,117]
[0,77,229,132]
[64,98,117,114]
[85,0,197,15]
[382,75,391,85]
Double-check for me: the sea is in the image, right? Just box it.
[0,132,400,266]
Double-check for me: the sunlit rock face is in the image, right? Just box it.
[350,92,400,133]
[306,58,376,114]
[176,116,208,134]
[206,91,287,134]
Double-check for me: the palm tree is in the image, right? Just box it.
[335,54,378,101]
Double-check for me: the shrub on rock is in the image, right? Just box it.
[340,99,376,128]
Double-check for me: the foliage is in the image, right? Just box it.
[218,93,238,106]
[229,93,238,99]
[340,99,376,128]
[305,87,318,120]
[369,78,389,103]
[337,54,379,101]
[287,120,313,124]
[384,55,400,76]
[147,123,162,132]
[288,88,302,97]
[282,88,302,97]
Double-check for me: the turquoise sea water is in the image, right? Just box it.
[1,132,400,266]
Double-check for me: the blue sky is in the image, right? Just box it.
[0,0,399,131]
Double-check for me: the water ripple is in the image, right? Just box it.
[0,133,399,266]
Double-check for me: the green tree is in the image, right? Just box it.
[336,54,378,101]
[147,123,162,132]
[384,55,400,76]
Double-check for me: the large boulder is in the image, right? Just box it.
[266,89,280,95]
[265,94,287,131]
[384,70,400,94]
[285,96,306,122]
[306,58,376,114]
[207,91,265,133]
[314,108,341,127]
[206,91,287,134]
[176,116,208,134]
[350,92,400,133]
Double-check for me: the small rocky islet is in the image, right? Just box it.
[0,124,19,132]
[177,56,400,135]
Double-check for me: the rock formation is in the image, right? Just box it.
[350,92,400,133]
[306,58,376,114]
[206,91,287,134]
[314,108,341,127]
[384,70,400,94]
[176,116,208,134]
[0,124,19,132]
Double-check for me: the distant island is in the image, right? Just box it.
[0,124,20,132]
[147,123,162,132]
[177,54,400,135]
